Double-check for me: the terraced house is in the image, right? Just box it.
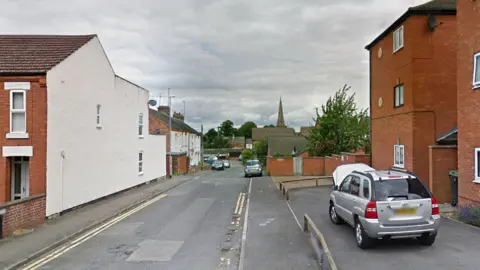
[0,35,167,237]
[366,0,457,201]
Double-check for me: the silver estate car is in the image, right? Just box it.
[329,166,440,249]
[244,160,263,177]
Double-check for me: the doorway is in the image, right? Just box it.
[11,156,29,200]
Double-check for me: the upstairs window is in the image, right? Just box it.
[10,90,26,133]
[394,84,404,108]
[138,113,144,137]
[393,26,404,53]
[394,144,405,168]
[473,52,480,88]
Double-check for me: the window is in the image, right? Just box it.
[362,179,370,199]
[474,148,480,182]
[394,144,405,168]
[350,176,360,196]
[96,105,101,127]
[10,90,26,134]
[473,52,480,88]
[340,176,352,192]
[393,26,404,53]
[374,177,430,201]
[394,84,404,108]
[138,113,144,137]
[138,151,143,174]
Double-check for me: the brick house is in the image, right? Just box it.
[0,35,167,237]
[457,0,480,204]
[149,107,201,174]
[366,0,457,188]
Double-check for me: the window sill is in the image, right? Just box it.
[139,172,144,176]
[6,133,29,139]
[138,135,144,139]
[473,84,480,90]
[393,46,404,54]
[96,124,102,129]
[473,179,480,184]
[393,164,405,169]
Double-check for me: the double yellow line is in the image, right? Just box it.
[21,194,168,270]
[234,193,246,216]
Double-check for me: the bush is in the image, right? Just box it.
[241,149,255,165]
[455,203,480,227]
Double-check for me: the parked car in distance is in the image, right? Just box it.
[329,163,440,249]
[244,160,262,177]
[204,156,217,165]
[223,160,231,168]
[211,160,225,171]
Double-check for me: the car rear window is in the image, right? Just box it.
[214,161,222,165]
[374,178,431,201]
[246,160,259,166]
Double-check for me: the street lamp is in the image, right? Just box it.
[168,88,175,177]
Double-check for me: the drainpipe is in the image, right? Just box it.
[60,150,66,213]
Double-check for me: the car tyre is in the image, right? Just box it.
[417,233,437,246]
[329,204,343,225]
[355,220,374,249]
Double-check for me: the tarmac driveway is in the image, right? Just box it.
[288,187,480,270]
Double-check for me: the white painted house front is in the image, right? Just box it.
[171,130,201,166]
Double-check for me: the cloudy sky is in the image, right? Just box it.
[1,0,428,131]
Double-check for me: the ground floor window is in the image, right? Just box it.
[138,151,143,175]
[11,156,30,200]
[474,148,480,182]
[394,144,404,168]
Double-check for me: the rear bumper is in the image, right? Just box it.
[245,170,262,176]
[359,215,441,239]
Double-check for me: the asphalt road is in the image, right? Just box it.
[35,162,249,270]
[289,187,480,270]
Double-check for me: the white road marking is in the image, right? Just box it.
[259,218,275,227]
[21,194,168,270]
[286,200,302,230]
[238,178,252,270]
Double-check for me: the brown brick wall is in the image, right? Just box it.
[370,14,457,184]
[428,146,457,204]
[457,0,480,204]
[0,77,48,204]
[266,157,293,176]
[1,195,46,237]
[303,157,325,176]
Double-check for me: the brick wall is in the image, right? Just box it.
[266,157,293,176]
[0,77,48,203]
[325,156,342,176]
[428,146,457,204]
[457,0,480,205]
[172,155,188,175]
[303,157,325,176]
[1,194,46,238]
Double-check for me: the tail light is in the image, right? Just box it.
[259,164,262,169]
[431,197,440,215]
[365,201,378,219]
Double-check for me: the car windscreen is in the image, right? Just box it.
[374,178,431,201]
[246,160,259,166]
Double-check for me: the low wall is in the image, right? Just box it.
[1,194,46,238]
[267,157,294,176]
[303,157,325,176]
[429,146,457,204]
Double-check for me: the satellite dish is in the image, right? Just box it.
[428,14,438,31]
[148,99,157,106]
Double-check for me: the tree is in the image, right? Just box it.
[220,120,235,138]
[308,84,370,156]
[263,124,275,128]
[204,128,218,148]
[236,121,257,138]
[254,139,268,166]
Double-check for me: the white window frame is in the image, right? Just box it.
[394,84,404,108]
[473,52,480,89]
[9,90,27,136]
[138,113,144,138]
[474,148,480,183]
[138,151,144,175]
[394,144,405,168]
[96,104,102,129]
[393,25,404,53]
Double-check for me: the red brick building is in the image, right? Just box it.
[457,0,480,204]
[366,0,457,186]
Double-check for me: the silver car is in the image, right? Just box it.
[329,166,440,249]
[244,160,262,177]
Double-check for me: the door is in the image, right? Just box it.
[293,157,303,176]
[343,176,361,225]
[11,157,29,200]
[335,176,352,222]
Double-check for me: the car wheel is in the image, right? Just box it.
[329,204,343,225]
[355,220,374,249]
[417,233,437,246]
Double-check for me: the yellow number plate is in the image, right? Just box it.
[395,208,417,215]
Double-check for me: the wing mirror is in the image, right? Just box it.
[333,185,339,191]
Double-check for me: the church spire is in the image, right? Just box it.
[276,97,286,127]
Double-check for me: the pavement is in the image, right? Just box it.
[0,173,201,269]
[242,176,318,270]
[288,186,480,270]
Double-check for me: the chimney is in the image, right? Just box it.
[173,111,184,121]
[158,105,170,115]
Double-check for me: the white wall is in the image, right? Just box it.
[171,130,201,166]
[45,37,166,216]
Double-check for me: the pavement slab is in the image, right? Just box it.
[288,186,480,270]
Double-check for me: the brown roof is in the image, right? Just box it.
[300,126,312,137]
[252,127,296,141]
[268,136,308,156]
[0,34,96,74]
